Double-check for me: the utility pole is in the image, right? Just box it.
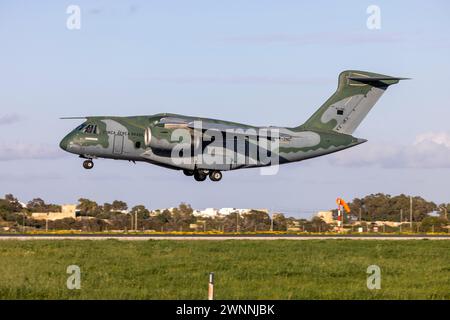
[270,213,274,232]
[400,209,403,233]
[236,212,239,233]
[135,212,138,232]
[359,208,362,223]
[410,196,413,232]
[130,214,133,232]
[45,218,48,233]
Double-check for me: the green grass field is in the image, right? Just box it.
[0,240,449,299]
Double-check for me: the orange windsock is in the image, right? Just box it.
[336,197,351,213]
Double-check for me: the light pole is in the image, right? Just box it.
[400,209,403,233]
[410,196,413,232]
[135,212,138,232]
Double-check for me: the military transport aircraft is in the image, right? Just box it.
[60,70,407,182]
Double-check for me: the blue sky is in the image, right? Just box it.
[1,0,450,217]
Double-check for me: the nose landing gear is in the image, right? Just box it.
[83,159,94,170]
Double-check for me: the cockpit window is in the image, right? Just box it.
[77,123,98,134]
[84,124,95,134]
[75,124,86,131]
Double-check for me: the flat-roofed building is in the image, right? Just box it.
[31,204,77,221]
[315,211,335,224]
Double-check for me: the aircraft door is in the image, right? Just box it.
[113,135,124,154]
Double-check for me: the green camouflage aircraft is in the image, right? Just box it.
[60,70,407,182]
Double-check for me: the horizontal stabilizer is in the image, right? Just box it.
[348,76,410,84]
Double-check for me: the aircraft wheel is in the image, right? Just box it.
[194,171,207,182]
[209,170,222,182]
[183,169,194,176]
[83,160,94,170]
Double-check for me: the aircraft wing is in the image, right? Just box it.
[187,121,257,133]
[187,121,291,140]
[158,116,263,138]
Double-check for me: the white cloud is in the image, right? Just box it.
[0,114,22,126]
[0,143,64,161]
[330,132,450,169]
[414,132,450,148]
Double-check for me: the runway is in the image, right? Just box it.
[1,234,450,240]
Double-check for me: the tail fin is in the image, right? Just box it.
[300,70,408,134]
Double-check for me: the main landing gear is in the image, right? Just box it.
[83,159,94,170]
[184,169,222,182]
[209,170,222,182]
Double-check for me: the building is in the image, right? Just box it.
[373,221,402,227]
[149,207,177,216]
[31,204,77,221]
[218,208,237,215]
[316,211,335,224]
[192,208,270,218]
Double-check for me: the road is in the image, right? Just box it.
[1,234,450,240]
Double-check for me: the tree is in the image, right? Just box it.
[241,210,270,232]
[223,212,240,232]
[77,198,100,217]
[340,193,436,222]
[420,216,448,232]
[111,200,128,212]
[272,213,287,231]
[310,216,331,232]
[103,203,113,213]
[27,198,61,213]
[178,203,193,215]
[130,205,150,219]
[168,204,195,231]
[27,198,46,211]
[3,194,23,212]
[156,209,172,226]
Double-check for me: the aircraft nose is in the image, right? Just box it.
[59,134,71,151]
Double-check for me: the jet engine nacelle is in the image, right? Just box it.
[144,127,201,151]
